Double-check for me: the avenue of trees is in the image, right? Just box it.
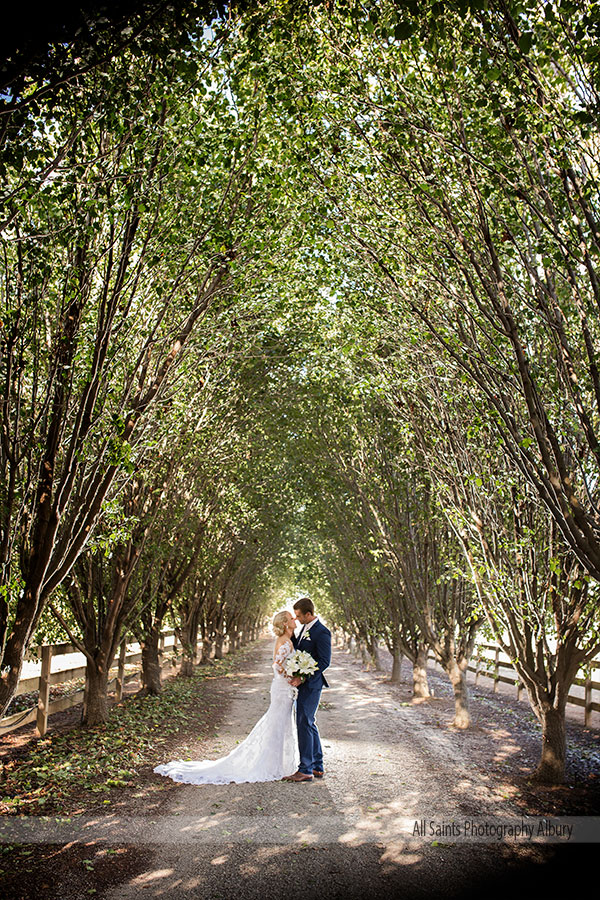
[2,0,600,784]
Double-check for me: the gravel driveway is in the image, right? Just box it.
[79,636,581,900]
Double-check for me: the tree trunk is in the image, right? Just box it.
[139,632,162,695]
[533,705,566,783]
[200,637,213,662]
[360,641,370,667]
[0,619,30,720]
[447,661,470,728]
[368,638,384,671]
[390,645,403,684]
[178,619,198,676]
[83,658,110,725]
[215,632,224,659]
[412,646,430,700]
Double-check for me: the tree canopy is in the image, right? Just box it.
[2,0,600,782]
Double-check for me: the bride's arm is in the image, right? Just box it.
[273,641,295,684]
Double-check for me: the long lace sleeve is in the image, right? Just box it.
[273,642,293,682]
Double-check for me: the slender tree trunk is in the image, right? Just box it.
[360,641,370,667]
[533,705,567,783]
[83,657,110,725]
[215,631,224,659]
[0,611,33,718]
[514,645,579,783]
[178,618,198,676]
[390,643,403,684]
[368,638,384,671]
[200,636,213,662]
[447,660,470,728]
[139,628,162,695]
[412,645,431,700]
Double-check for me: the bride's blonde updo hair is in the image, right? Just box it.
[272,610,289,637]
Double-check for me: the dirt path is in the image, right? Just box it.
[54,636,576,900]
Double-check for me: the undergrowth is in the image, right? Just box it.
[0,652,248,815]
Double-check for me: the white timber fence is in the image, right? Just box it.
[334,630,600,727]
[429,642,600,726]
[0,629,221,739]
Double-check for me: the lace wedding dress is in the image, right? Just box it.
[153,640,300,784]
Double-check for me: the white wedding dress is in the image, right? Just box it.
[153,640,300,784]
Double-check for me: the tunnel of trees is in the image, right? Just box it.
[2,0,600,785]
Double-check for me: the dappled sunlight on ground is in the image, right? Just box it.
[131,867,175,885]
[107,840,568,900]
[379,844,423,869]
[490,734,524,764]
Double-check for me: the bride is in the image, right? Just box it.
[153,610,300,784]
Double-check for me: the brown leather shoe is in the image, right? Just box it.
[282,771,313,782]
[312,770,324,778]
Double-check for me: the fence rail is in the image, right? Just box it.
[430,642,600,726]
[0,629,209,738]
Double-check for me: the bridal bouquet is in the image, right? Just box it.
[284,650,318,683]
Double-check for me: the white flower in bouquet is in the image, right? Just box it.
[284,649,318,681]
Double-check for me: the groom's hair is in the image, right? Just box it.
[294,597,314,615]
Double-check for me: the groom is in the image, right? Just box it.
[283,597,331,783]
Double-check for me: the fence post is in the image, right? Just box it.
[158,633,165,673]
[36,645,53,737]
[493,648,500,693]
[116,638,127,702]
[585,669,593,727]
[82,667,88,724]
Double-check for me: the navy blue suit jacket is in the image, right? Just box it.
[292,618,331,689]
